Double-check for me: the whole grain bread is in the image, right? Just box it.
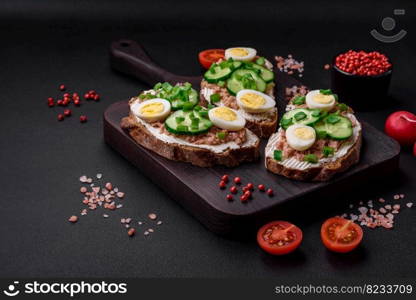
[265,131,362,181]
[121,113,260,168]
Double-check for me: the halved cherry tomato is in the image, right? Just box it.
[257,221,303,255]
[321,217,363,253]
[198,49,225,69]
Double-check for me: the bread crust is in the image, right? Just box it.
[121,114,260,168]
[265,131,362,181]
[199,92,278,138]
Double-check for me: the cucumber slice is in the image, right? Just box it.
[280,108,321,129]
[251,64,274,83]
[204,65,232,83]
[226,76,245,95]
[313,115,353,140]
[165,110,213,135]
[227,69,266,95]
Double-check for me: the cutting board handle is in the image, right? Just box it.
[110,39,201,87]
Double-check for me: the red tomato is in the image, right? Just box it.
[385,111,416,146]
[257,221,303,255]
[321,217,363,253]
[198,49,225,69]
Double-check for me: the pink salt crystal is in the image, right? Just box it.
[385,205,392,210]
[406,202,413,208]
[105,182,113,190]
[379,207,387,214]
[92,187,100,194]
[393,204,400,210]
[117,192,125,198]
[378,198,385,203]
[80,186,87,193]
[68,215,78,223]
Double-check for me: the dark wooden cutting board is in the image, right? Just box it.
[105,40,400,235]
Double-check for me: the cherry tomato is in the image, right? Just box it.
[385,111,416,146]
[198,49,225,69]
[257,221,303,255]
[321,217,363,253]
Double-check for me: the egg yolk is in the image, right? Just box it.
[294,127,314,140]
[140,102,164,116]
[230,48,249,57]
[213,107,237,121]
[313,94,334,104]
[240,93,266,108]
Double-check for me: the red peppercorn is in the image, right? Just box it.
[63,109,71,116]
[221,175,229,183]
[233,177,241,184]
[242,186,249,193]
[48,97,54,102]
[266,188,274,196]
[88,90,96,94]
[246,183,254,190]
[48,102,54,107]
[258,184,265,192]
[230,186,238,194]
[226,194,233,201]
[57,114,64,121]
[72,93,78,98]
[240,195,248,202]
[63,93,70,98]
[59,84,66,91]
[93,94,100,101]
[219,181,226,189]
[57,99,63,106]
[79,115,87,123]
[244,190,252,199]
[335,50,391,76]
[84,93,90,100]
[74,99,81,106]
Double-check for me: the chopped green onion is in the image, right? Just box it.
[294,111,307,121]
[184,82,192,90]
[210,93,221,103]
[280,118,292,129]
[183,102,194,111]
[323,146,334,157]
[217,80,225,87]
[256,57,265,66]
[216,131,227,140]
[273,150,282,161]
[337,103,348,111]
[316,130,327,139]
[333,94,339,101]
[311,109,321,117]
[194,105,202,111]
[191,118,200,126]
[139,93,146,99]
[326,115,340,124]
[304,154,318,163]
[153,82,162,90]
[293,96,306,105]
[198,110,209,118]
[319,89,332,95]
[175,116,185,123]
[207,104,215,109]
[177,125,188,132]
[162,82,173,92]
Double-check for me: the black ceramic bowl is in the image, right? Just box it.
[330,53,392,111]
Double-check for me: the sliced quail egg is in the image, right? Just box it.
[225,47,257,61]
[286,124,316,151]
[208,106,246,131]
[305,90,336,111]
[236,89,276,113]
[131,98,171,122]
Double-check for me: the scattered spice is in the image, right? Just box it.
[275,54,304,77]
[342,193,412,229]
[285,85,309,101]
[68,215,78,223]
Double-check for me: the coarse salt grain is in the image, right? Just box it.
[148,213,157,220]
[103,214,109,218]
[68,215,78,223]
[157,221,162,225]
[117,192,125,198]
[80,187,87,193]
[148,228,154,233]
[96,173,102,179]
[406,202,413,208]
